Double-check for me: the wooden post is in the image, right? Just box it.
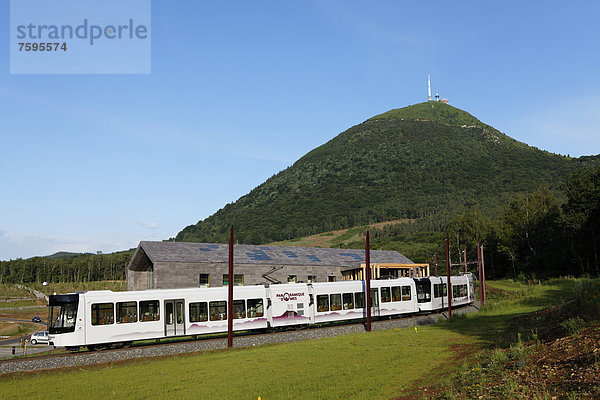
[446,235,452,318]
[478,241,483,305]
[365,231,372,332]
[227,225,234,348]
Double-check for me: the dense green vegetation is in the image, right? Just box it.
[350,167,599,278]
[0,250,133,284]
[176,102,597,247]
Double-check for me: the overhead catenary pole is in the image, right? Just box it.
[481,244,487,306]
[227,225,234,348]
[365,231,372,332]
[464,249,468,274]
[478,241,483,306]
[446,235,452,318]
[434,253,438,276]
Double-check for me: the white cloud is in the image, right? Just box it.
[136,221,157,229]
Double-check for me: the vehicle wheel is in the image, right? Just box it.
[30,339,37,345]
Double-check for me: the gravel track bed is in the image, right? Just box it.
[0,305,478,375]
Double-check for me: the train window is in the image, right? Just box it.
[247,299,264,317]
[189,302,208,323]
[434,284,447,298]
[452,284,467,298]
[381,287,391,303]
[233,300,246,319]
[371,288,379,307]
[176,301,184,324]
[343,293,354,310]
[317,295,329,312]
[210,301,227,321]
[330,294,342,311]
[392,286,402,302]
[354,292,365,309]
[166,302,174,325]
[116,301,137,323]
[401,286,411,301]
[91,303,114,325]
[416,281,431,303]
[139,300,160,322]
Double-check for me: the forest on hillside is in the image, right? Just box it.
[361,166,600,279]
[0,250,133,284]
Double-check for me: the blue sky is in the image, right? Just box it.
[1,1,599,260]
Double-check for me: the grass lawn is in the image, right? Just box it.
[0,278,588,400]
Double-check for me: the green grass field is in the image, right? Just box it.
[0,278,592,400]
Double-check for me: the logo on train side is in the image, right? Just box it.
[276,292,305,301]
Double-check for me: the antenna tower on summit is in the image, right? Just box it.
[427,75,449,104]
[427,74,432,101]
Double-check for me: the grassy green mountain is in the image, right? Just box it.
[176,102,598,244]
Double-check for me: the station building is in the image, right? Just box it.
[126,241,427,291]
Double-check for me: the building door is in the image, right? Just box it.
[164,299,185,336]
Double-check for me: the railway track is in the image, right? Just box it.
[0,304,478,375]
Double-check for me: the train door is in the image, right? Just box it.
[164,299,185,337]
[371,288,380,317]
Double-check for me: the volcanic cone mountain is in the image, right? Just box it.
[176,102,598,244]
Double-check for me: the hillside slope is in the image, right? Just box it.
[176,102,597,244]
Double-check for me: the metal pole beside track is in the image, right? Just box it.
[478,241,483,306]
[365,231,372,332]
[434,253,437,276]
[481,244,487,306]
[228,225,234,348]
[446,235,452,318]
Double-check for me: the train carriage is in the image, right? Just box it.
[414,274,476,312]
[49,274,475,350]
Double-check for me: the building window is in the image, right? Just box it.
[91,303,114,325]
[199,274,209,287]
[328,275,336,282]
[223,274,244,286]
[287,275,297,283]
[116,301,137,323]
[307,275,317,283]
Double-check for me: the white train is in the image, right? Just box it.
[48,274,475,350]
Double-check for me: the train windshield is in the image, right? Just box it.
[415,280,432,303]
[49,294,79,334]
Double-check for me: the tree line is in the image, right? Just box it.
[367,166,600,279]
[0,250,134,284]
